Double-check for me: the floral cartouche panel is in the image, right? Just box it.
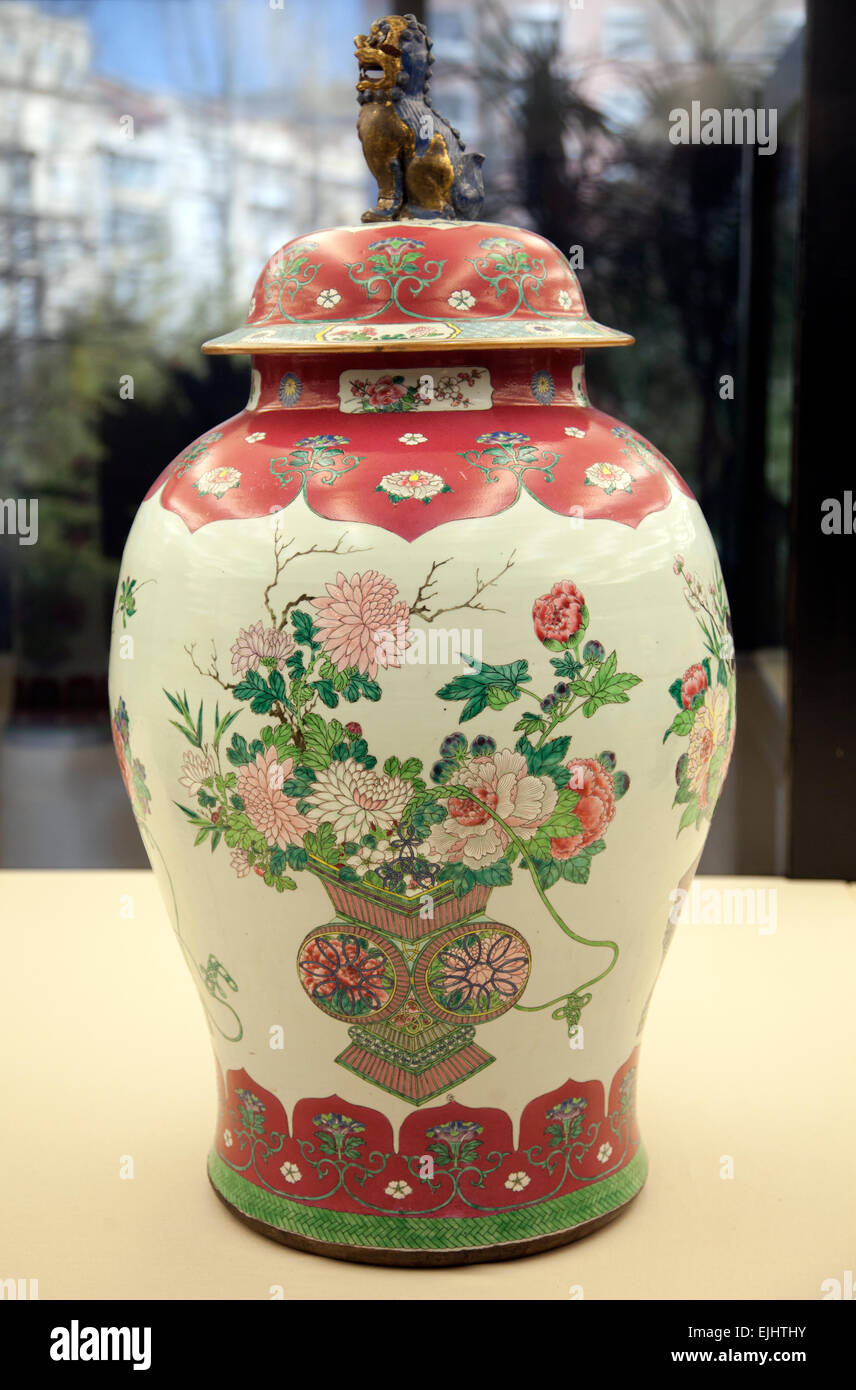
[109,210,734,1262]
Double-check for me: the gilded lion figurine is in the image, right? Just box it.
[355,12,485,222]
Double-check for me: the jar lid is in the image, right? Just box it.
[203,12,633,356]
[203,222,634,355]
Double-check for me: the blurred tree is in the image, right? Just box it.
[605,67,746,541]
[0,305,247,683]
[478,30,614,243]
[478,2,787,585]
[1,310,168,674]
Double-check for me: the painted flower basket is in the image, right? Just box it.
[307,853,492,938]
[299,855,529,1103]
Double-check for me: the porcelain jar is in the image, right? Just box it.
[108,220,735,1265]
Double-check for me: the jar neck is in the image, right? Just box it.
[245,347,590,415]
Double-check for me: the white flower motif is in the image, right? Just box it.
[310,759,411,839]
[597,1142,613,1164]
[378,469,447,501]
[316,288,341,308]
[244,431,266,443]
[385,1180,412,1200]
[564,426,585,438]
[558,290,573,309]
[721,633,735,661]
[279,1161,302,1184]
[230,847,250,878]
[399,432,427,445]
[195,466,241,498]
[223,1130,233,1148]
[504,1170,531,1192]
[346,843,387,871]
[584,461,633,496]
[447,288,476,309]
[179,749,214,798]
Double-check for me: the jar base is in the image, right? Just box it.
[207,1147,647,1267]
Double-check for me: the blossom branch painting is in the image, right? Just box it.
[163,543,643,1060]
[664,557,736,833]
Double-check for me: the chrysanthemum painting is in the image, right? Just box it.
[230,621,295,677]
[311,570,411,678]
[237,747,316,851]
[309,759,412,839]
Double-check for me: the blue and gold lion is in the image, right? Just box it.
[355,12,485,222]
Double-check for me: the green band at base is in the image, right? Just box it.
[208,1147,648,1253]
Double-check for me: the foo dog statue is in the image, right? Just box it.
[355,12,485,222]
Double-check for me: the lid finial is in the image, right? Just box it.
[355,13,485,223]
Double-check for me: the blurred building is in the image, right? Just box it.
[426,0,805,152]
[0,2,98,339]
[0,0,365,343]
[94,79,365,336]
